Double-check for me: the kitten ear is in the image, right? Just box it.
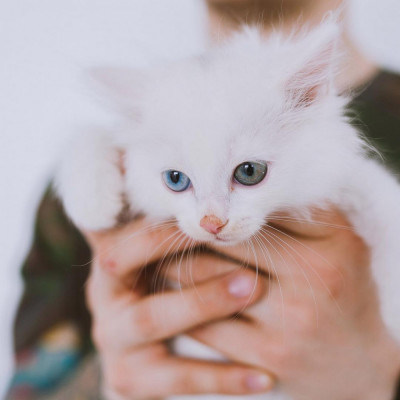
[285,17,341,107]
[87,67,146,118]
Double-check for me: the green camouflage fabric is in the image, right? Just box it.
[9,70,400,398]
[13,190,92,353]
[351,71,400,171]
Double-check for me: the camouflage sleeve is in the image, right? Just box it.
[350,71,400,171]
[13,187,92,353]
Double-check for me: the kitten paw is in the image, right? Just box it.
[56,130,127,231]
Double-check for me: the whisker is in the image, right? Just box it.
[268,215,352,231]
[252,234,286,333]
[144,230,184,294]
[263,224,346,288]
[260,229,319,327]
[146,224,185,264]
[152,231,186,293]
[238,239,260,316]
[76,219,177,268]
[184,239,204,302]
[256,229,297,297]
[125,227,183,293]
[261,225,344,316]
[176,234,193,299]
[251,236,272,316]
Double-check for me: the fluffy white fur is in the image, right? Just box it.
[57,18,400,400]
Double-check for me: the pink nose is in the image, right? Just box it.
[200,215,228,234]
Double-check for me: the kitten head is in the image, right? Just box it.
[95,18,363,245]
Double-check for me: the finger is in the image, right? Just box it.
[161,254,288,328]
[84,218,189,278]
[86,262,144,315]
[162,251,243,286]
[104,270,266,349]
[103,357,274,399]
[189,319,279,373]
[209,217,361,290]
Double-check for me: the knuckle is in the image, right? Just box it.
[269,346,291,375]
[176,370,194,393]
[131,303,158,342]
[215,371,235,393]
[104,361,143,398]
[319,265,345,299]
[188,291,213,317]
[178,367,218,394]
[183,285,222,320]
[98,253,118,274]
[258,343,274,366]
[104,363,130,396]
[290,306,318,336]
[256,342,289,375]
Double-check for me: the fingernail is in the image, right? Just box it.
[228,276,254,298]
[246,374,273,392]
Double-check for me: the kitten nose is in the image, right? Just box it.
[200,215,228,234]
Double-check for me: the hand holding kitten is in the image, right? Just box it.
[83,219,273,399]
[185,210,400,400]
[84,210,400,400]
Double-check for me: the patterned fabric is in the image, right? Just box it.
[7,70,400,398]
[351,71,400,170]
[7,323,82,399]
[12,189,91,353]
[7,191,92,398]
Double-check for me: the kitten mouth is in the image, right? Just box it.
[214,235,238,245]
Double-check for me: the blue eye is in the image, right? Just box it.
[234,161,268,186]
[162,170,191,192]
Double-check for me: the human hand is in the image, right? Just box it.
[83,219,274,400]
[179,209,400,400]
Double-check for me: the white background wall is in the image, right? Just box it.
[0,0,399,397]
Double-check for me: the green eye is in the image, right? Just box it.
[233,161,268,186]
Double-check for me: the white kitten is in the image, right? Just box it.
[56,18,400,400]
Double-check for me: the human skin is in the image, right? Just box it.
[84,222,273,398]
[85,210,400,400]
[83,1,400,399]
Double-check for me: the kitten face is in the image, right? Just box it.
[124,76,352,246]
[123,73,281,244]
[103,22,362,245]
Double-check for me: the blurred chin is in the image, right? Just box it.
[179,222,261,247]
[178,225,212,243]
[215,229,261,246]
